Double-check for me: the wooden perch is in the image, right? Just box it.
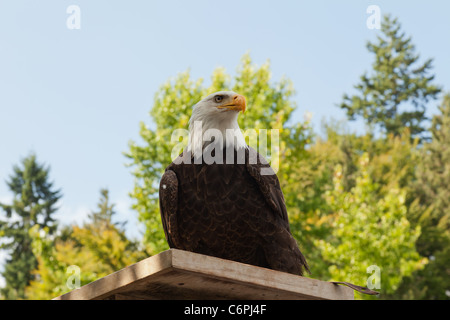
[54,249,353,300]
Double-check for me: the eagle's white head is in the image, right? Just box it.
[187,91,247,156]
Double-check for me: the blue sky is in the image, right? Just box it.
[0,0,449,249]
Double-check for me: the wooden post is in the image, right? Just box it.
[54,249,353,300]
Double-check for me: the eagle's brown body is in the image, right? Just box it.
[159,147,309,276]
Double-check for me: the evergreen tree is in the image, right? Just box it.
[78,188,138,270]
[0,154,61,299]
[87,188,126,231]
[340,15,441,140]
[26,188,147,299]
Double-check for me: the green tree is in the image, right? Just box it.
[0,154,61,299]
[340,15,441,139]
[316,154,426,299]
[414,94,450,252]
[287,124,345,280]
[26,188,147,299]
[393,94,450,299]
[289,122,420,282]
[75,188,144,270]
[125,54,312,254]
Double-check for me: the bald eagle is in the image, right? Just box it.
[159,91,309,276]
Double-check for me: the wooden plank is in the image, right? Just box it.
[54,249,353,300]
[170,249,353,300]
[54,250,174,300]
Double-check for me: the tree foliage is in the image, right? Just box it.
[24,189,147,300]
[392,94,450,299]
[0,154,61,299]
[315,153,425,299]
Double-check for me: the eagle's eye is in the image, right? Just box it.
[214,95,224,103]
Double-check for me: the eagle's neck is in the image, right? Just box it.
[187,112,247,156]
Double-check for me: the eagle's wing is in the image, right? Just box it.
[245,146,310,275]
[245,147,290,228]
[159,169,181,248]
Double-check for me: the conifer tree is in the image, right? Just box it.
[0,154,61,299]
[87,188,125,230]
[25,189,147,299]
[340,15,441,140]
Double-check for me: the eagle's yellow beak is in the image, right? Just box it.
[218,94,246,113]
